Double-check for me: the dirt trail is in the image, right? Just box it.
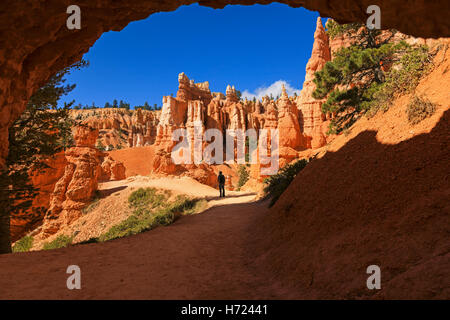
[0,199,293,299]
[30,175,257,250]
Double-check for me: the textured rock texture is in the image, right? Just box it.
[37,126,126,238]
[71,108,160,149]
[9,152,67,242]
[10,126,126,241]
[0,0,448,168]
[151,72,309,181]
[254,44,450,298]
[296,17,333,149]
[150,18,336,178]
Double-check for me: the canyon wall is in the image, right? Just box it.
[151,17,336,177]
[151,73,310,177]
[8,12,447,241]
[10,126,126,242]
[71,108,160,149]
[68,17,339,181]
[0,0,448,169]
[296,17,333,149]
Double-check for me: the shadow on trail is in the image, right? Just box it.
[99,185,127,197]
[204,192,257,202]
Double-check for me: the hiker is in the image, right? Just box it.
[218,171,226,198]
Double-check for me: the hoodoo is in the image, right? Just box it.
[0,0,449,168]
[0,1,448,302]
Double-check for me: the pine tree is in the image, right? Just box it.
[113,99,118,108]
[236,90,242,100]
[312,20,408,133]
[0,60,88,253]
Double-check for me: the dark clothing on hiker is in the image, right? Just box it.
[219,184,225,198]
[218,173,226,197]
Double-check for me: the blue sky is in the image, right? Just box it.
[61,3,322,108]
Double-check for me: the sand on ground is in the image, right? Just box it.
[30,175,257,250]
[0,199,292,299]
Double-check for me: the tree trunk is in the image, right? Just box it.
[0,188,11,254]
[0,202,12,254]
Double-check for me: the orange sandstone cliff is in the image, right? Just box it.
[10,126,126,241]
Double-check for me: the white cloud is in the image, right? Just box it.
[241,80,301,101]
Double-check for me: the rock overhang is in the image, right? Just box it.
[0,0,449,167]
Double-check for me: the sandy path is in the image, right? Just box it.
[102,175,256,205]
[0,200,292,299]
[30,175,257,249]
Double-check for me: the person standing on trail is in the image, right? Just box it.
[218,171,226,198]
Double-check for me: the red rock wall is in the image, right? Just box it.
[71,108,160,149]
[296,17,333,149]
[70,18,341,171]
[10,126,126,241]
[0,0,448,168]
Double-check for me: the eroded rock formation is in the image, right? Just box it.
[296,17,333,149]
[0,0,448,169]
[151,18,337,180]
[9,17,355,212]
[10,126,126,241]
[9,152,67,242]
[71,108,160,149]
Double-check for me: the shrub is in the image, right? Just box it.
[237,165,250,190]
[99,214,155,241]
[153,212,175,226]
[263,159,308,207]
[98,190,205,242]
[315,19,434,132]
[406,95,437,124]
[370,45,433,113]
[12,236,33,253]
[96,141,106,151]
[43,235,73,250]
[166,195,207,216]
[128,187,167,209]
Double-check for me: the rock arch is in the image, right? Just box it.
[0,0,449,166]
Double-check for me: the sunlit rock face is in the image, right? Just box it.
[38,126,126,238]
[72,108,160,149]
[9,152,67,242]
[10,126,126,241]
[0,0,446,167]
[149,18,352,178]
[151,69,311,179]
[278,84,304,151]
[296,17,332,149]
